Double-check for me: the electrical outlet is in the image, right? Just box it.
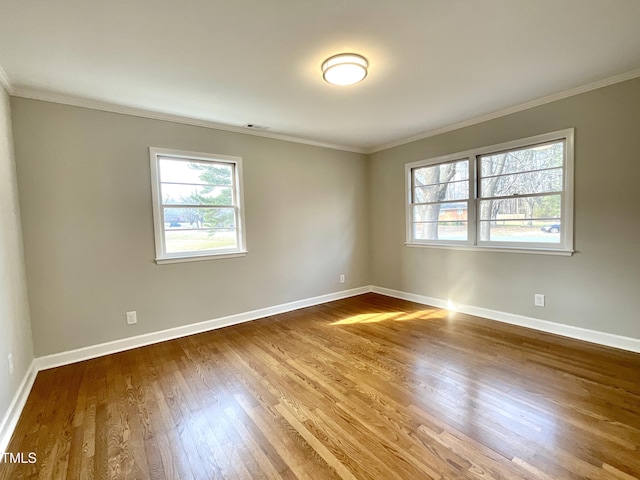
[534,294,545,307]
[126,311,137,325]
[340,274,345,284]
[8,353,14,376]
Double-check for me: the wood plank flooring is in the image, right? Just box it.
[1,293,639,479]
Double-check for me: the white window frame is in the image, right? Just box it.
[405,129,574,255]
[149,147,248,264]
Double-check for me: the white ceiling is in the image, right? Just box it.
[1,0,640,152]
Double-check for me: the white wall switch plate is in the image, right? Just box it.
[534,294,545,307]
[340,274,345,283]
[8,353,14,375]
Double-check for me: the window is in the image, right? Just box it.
[411,159,470,243]
[406,129,574,254]
[149,148,247,263]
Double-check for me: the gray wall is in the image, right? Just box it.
[369,77,640,338]
[10,77,640,359]
[0,86,34,420]
[12,99,370,356]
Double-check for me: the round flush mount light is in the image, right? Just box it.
[322,53,368,86]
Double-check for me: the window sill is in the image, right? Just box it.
[405,243,574,256]
[156,251,248,264]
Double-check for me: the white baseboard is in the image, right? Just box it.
[371,286,640,353]
[1,286,368,454]
[34,286,371,372]
[0,360,37,453]
[2,284,639,455]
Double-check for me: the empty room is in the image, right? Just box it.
[1,1,639,479]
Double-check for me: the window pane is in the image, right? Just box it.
[479,194,561,221]
[480,168,562,198]
[414,222,468,241]
[406,131,572,251]
[413,202,468,242]
[164,207,235,230]
[478,220,560,243]
[414,180,468,203]
[478,140,565,245]
[152,149,245,261]
[480,141,564,178]
[159,158,233,186]
[161,184,233,206]
[165,229,237,253]
[413,160,468,187]
[413,202,468,222]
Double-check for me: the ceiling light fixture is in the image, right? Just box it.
[322,53,368,86]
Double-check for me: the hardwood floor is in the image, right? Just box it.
[2,293,639,479]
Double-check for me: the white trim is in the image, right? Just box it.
[0,360,37,453]
[34,286,371,371]
[10,87,366,154]
[3,284,639,452]
[405,243,574,256]
[10,68,640,155]
[405,155,473,247]
[149,147,248,262]
[31,284,640,372]
[0,63,13,95]
[0,287,363,453]
[156,251,248,264]
[405,129,574,253]
[369,68,640,153]
[371,286,640,353]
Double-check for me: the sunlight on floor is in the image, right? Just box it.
[331,309,451,325]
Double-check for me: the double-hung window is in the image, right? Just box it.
[410,159,471,243]
[149,147,247,263]
[406,129,574,254]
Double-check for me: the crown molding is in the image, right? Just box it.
[10,86,367,154]
[9,67,640,155]
[367,67,640,154]
[0,63,14,95]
